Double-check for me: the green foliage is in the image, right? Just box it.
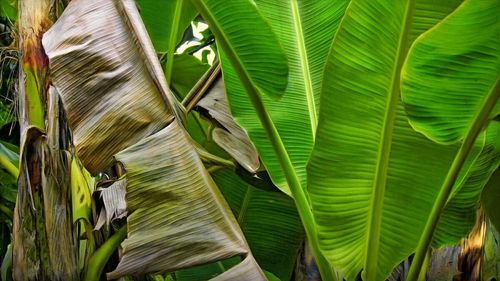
[135,0,197,53]
[0,0,16,21]
[220,0,350,195]
[7,0,499,280]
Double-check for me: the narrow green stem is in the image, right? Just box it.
[0,155,18,178]
[244,83,336,281]
[165,0,184,86]
[417,248,431,281]
[182,61,221,112]
[407,79,500,281]
[83,225,127,281]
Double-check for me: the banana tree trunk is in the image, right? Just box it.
[12,1,78,280]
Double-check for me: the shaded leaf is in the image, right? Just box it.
[481,166,500,233]
[136,0,197,53]
[213,169,304,280]
[171,54,210,97]
[435,122,500,246]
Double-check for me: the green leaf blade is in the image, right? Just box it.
[192,0,288,99]
[136,0,197,53]
[402,0,500,144]
[307,0,467,280]
[220,0,350,195]
[214,169,304,281]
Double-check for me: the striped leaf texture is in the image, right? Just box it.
[108,120,265,279]
[42,0,182,175]
[401,0,500,144]
[219,0,350,195]
[307,0,498,280]
[434,122,500,246]
[42,0,271,279]
[192,0,289,99]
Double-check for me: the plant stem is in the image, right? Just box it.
[244,84,336,281]
[417,248,431,281]
[182,61,221,112]
[407,78,500,281]
[165,0,184,86]
[83,225,127,281]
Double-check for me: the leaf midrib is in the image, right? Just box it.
[290,0,317,138]
[364,1,416,280]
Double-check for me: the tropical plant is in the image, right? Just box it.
[1,0,499,280]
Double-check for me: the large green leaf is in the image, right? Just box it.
[191,0,288,99]
[305,1,493,280]
[42,0,183,175]
[401,0,500,144]
[135,0,197,53]
[219,0,349,195]
[108,120,265,280]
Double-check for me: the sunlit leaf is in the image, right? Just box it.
[306,1,496,280]
[219,0,349,195]
[401,0,500,144]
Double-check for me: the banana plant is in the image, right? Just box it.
[42,0,299,279]
[7,0,499,280]
[401,0,500,278]
[201,0,499,280]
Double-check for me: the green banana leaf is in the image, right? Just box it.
[191,0,289,100]
[435,122,500,246]
[218,0,350,195]
[135,0,197,53]
[135,0,198,84]
[212,169,304,280]
[305,0,498,280]
[401,0,500,145]
[171,54,210,97]
[0,0,16,20]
